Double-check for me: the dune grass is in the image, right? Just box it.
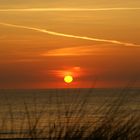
[0,88,139,139]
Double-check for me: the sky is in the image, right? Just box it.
[0,0,140,88]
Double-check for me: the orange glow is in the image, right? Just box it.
[0,1,140,89]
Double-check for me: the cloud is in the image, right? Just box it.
[42,46,102,56]
[0,22,139,47]
[48,66,83,78]
[0,7,140,12]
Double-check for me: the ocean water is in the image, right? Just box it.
[0,88,139,137]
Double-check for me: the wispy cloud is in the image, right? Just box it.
[0,7,140,12]
[42,45,130,56]
[42,46,102,56]
[49,66,83,77]
[0,22,139,47]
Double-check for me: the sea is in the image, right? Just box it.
[0,88,139,138]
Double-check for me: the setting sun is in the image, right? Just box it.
[64,75,73,84]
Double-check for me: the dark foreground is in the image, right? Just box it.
[0,88,139,139]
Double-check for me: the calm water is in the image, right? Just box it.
[0,88,139,136]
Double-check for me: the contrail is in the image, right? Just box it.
[0,22,139,47]
[0,7,140,12]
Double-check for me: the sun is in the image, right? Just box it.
[64,75,73,84]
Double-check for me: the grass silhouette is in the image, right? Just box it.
[0,88,139,140]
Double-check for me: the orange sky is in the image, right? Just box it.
[0,0,140,88]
